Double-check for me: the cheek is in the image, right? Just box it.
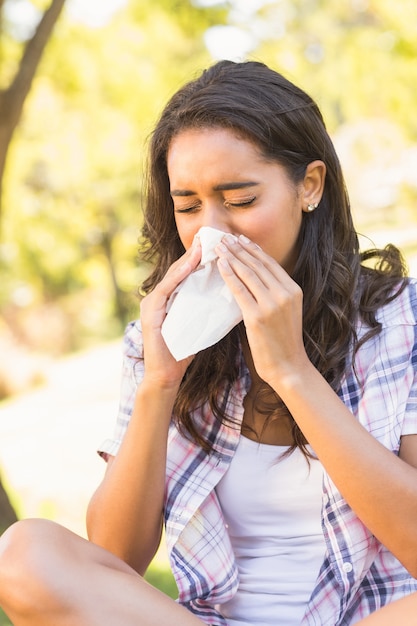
[175,219,196,251]
[244,216,279,248]
[247,209,302,262]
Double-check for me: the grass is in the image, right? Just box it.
[145,562,178,599]
[0,562,176,625]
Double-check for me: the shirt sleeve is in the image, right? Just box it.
[97,320,144,461]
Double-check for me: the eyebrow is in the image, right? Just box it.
[170,181,259,197]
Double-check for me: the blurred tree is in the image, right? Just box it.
[0,0,66,534]
[0,473,17,534]
[1,0,226,350]
[0,0,66,228]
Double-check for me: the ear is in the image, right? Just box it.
[301,160,326,212]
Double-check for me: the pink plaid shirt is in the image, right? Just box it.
[99,278,417,625]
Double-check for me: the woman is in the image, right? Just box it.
[0,59,416,626]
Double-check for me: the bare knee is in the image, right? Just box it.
[0,518,74,615]
[0,518,58,572]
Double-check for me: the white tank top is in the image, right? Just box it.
[215,435,325,626]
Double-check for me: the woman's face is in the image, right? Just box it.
[167,127,308,274]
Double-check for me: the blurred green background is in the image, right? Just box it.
[0,0,417,623]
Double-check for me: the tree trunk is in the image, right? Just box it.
[0,0,67,228]
[101,227,131,324]
[0,475,18,534]
[0,0,5,37]
[0,0,67,530]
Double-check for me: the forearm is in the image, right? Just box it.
[356,592,417,625]
[86,379,178,574]
[274,361,417,576]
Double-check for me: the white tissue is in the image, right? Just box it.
[161,226,243,360]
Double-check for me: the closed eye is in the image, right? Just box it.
[174,204,200,214]
[225,196,256,208]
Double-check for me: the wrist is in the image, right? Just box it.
[139,375,181,399]
[132,378,179,430]
[269,357,317,399]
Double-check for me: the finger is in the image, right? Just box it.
[216,239,281,305]
[217,239,302,317]
[155,238,202,299]
[219,234,292,286]
[217,255,264,312]
[141,239,202,328]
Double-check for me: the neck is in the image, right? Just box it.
[238,326,296,446]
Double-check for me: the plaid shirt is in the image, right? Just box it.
[99,278,417,625]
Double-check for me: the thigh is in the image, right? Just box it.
[0,519,205,626]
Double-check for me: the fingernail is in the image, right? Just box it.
[239,234,250,244]
[223,233,237,245]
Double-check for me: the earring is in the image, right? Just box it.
[307,202,318,212]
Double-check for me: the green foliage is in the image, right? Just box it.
[1,0,217,355]
[252,0,417,134]
[145,561,178,599]
[1,0,417,362]
[0,608,11,626]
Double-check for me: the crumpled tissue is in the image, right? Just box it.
[161,226,243,360]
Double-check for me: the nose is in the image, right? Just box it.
[200,204,232,234]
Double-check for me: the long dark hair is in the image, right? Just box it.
[139,60,407,453]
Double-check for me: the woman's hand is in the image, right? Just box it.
[140,238,202,390]
[216,234,310,389]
